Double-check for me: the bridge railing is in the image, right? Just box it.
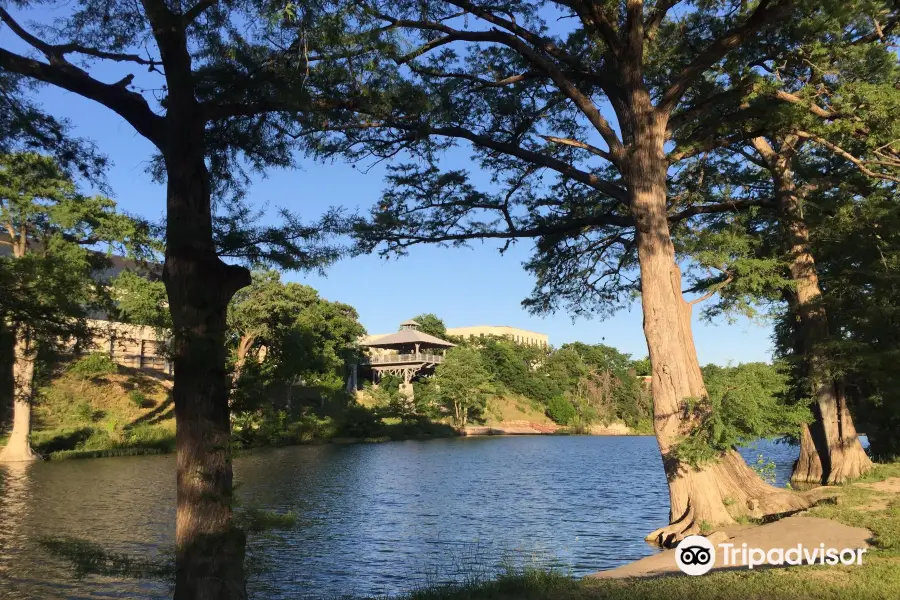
[364,353,445,365]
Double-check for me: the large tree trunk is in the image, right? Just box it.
[630,122,810,547]
[165,138,251,599]
[0,327,39,462]
[762,146,873,485]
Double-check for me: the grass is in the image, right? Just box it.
[375,460,900,600]
[483,395,556,427]
[28,367,176,459]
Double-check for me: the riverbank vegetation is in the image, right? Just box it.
[31,357,175,460]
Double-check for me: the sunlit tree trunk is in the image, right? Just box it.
[0,326,39,463]
[757,143,873,485]
[632,118,810,547]
[1,226,40,463]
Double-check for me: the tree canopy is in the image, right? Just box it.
[0,153,151,343]
[339,0,898,316]
[410,313,448,338]
[228,270,366,411]
[423,346,494,426]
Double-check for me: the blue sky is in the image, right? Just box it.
[26,84,775,365]
[2,7,777,366]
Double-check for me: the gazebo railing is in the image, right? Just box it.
[364,353,445,365]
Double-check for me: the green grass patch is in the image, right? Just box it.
[379,555,900,600]
[47,447,168,460]
[855,461,900,483]
[35,423,176,459]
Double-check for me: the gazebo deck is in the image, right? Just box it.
[363,352,445,366]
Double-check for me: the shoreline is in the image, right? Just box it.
[591,474,900,580]
[26,423,652,461]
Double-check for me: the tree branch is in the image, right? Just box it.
[624,0,645,59]
[443,0,587,72]
[183,0,216,24]
[368,8,626,161]
[658,0,788,114]
[645,1,683,41]
[687,273,734,305]
[793,130,900,183]
[374,210,632,249]
[423,126,627,201]
[773,90,840,119]
[0,48,164,147]
[203,96,360,120]
[540,135,612,161]
[668,128,767,162]
[0,7,160,67]
[670,197,775,222]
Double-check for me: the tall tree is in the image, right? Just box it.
[425,346,493,426]
[0,2,364,596]
[798,185,900,461]
[0,152,150,462]
[746,137,874,486]
[335,0,862,544]
[674,12,900,483]
[227,270,365,405]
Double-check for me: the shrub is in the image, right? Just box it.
[128,390,149,408]
[337,404,384,438]
[675,362,812,466]
[69,353,118,379]
[74,402,95,423]
[546,396,577,426]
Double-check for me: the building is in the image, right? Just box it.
[1,234,170,374]
[359,320,455,385]
[445,325,549,347]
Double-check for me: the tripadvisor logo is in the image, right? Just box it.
[675,535,867,576]
[675,535,716,576]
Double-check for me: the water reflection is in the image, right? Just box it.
[0,436,814,599]
[0,461,33,586]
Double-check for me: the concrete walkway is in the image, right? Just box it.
[591,515,872,579]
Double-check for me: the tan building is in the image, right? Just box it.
[446,325,549,347]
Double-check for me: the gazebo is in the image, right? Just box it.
[360,320,455,384]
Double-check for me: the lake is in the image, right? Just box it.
[0,435,804,599]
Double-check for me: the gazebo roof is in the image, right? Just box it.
[400,319,421,326]
[360,329,455,349]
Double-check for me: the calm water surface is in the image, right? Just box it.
[0,435,804,599]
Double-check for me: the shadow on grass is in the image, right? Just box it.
[34,427,94,454]
[126,394,174,429]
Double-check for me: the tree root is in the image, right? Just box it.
[647,450,815,548]
[646,505,701,547]
[0,441,40,463]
